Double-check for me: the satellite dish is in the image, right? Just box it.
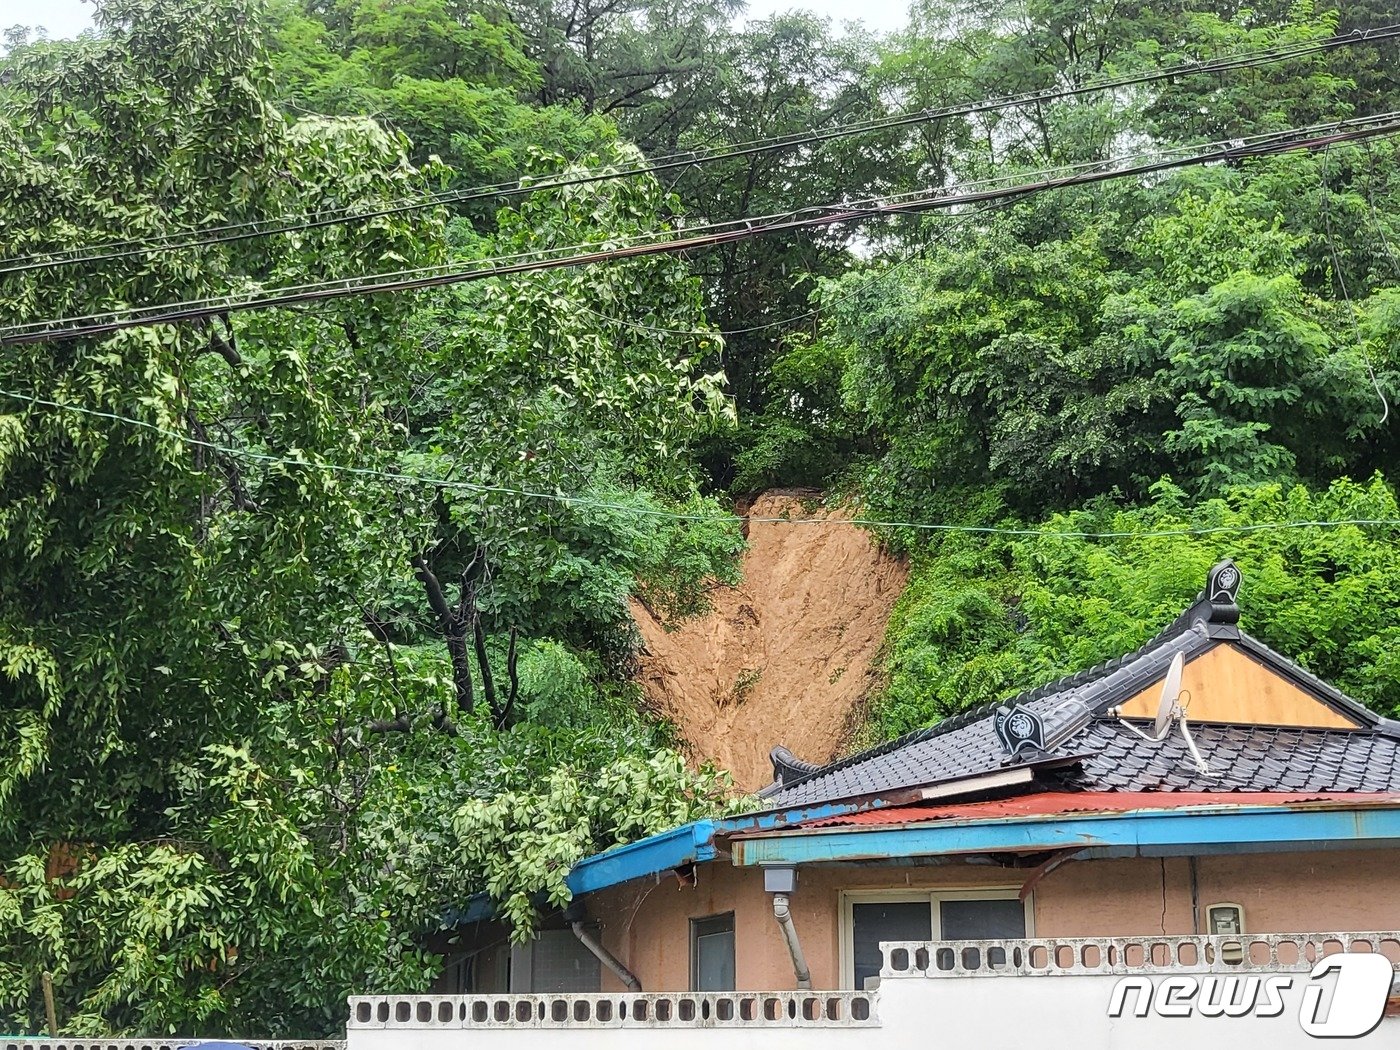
[1155,651,1185,738]
[1112,649,1212,777]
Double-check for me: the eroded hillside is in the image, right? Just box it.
[631,490,908,790]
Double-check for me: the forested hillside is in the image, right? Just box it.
[0,0,1398,1035]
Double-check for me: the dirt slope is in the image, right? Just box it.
[631,490,908,791]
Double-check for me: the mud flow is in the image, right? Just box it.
[631,490,908,791]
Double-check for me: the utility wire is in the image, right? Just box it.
[2,385,1396,540]
[574,198,1020,339]
[8,115,1396,339]
[3,150,1124,337]
[8,113,1400,347]
[4,24,1397,277]
[6,116,1390,342]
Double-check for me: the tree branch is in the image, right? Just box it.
[367,712,413,733]
[186,407,258,512]
[412,553,475,716]
[502,626,519,729]
[474,609,498,724]
[203,313,243,369]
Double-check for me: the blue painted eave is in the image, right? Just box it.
[566,798,870,894]
[728,801,1400,866]
[446,798,874,924]
[565,819,718,895]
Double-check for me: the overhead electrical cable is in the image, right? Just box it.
[4,23,1398,277]
[571,197,1025,339]
[9,114,1400,341]
[3,147,1174,337]
[7,113,1400,347]
[2,384,1397,540]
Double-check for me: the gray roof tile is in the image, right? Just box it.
[1049,721,1400,793]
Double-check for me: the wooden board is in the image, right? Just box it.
[1114,644,1360,729]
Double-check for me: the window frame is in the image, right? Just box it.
[689,911,737,992]
[838,887,1034,989]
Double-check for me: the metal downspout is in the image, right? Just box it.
[570,921,643,992]
[772,893,812,989]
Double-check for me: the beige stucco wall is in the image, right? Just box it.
[589,849,1400,992]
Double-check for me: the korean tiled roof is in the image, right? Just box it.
[1052,721,1400,793]
[760,559,1400,810]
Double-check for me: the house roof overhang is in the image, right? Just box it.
[726,792,1400,866]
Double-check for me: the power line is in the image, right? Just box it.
[7,116,1392,343]
[2,385,1396,541]
[7,116,1393,340]
[4,24,1397,277]
[45,112,1380,339]
[5,155,1087,338]
[8,113,1400,347]
[574,199,1018,339]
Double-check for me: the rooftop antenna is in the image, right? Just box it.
[1109,651,1213,777]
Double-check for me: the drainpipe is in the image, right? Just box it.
[765,867,812,990]
[571,921,643,992]
[563,900,642,992]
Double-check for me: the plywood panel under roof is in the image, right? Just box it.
[1115,644,1361,729]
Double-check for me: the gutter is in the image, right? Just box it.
[736,795,1400,839]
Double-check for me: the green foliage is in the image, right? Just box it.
[817,153,1398,520]
[453,751,748,938]
[731,331,866,494]
[264,0,613,202]
[871,476,1400,739]
[6,0,1400,1032]
[0,0,742,1034]
[398,144,742,690]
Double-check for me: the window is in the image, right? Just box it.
[690,912,736,991]
[510,930,602,993]
[841,889,1031,989]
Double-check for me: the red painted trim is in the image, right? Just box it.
[788,792,1400,830]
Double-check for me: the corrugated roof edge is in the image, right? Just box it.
[773,792,1400,832]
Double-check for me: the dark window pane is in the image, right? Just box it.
[531,930,601,992]
[939,898,1026,956]
[852,901,930,989]
[692,913,736,991]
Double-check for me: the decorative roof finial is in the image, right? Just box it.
[1206,559,1242,624]
[993,703,1047,760]
[770,745,823,786]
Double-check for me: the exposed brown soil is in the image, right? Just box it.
[631,489,908,791]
